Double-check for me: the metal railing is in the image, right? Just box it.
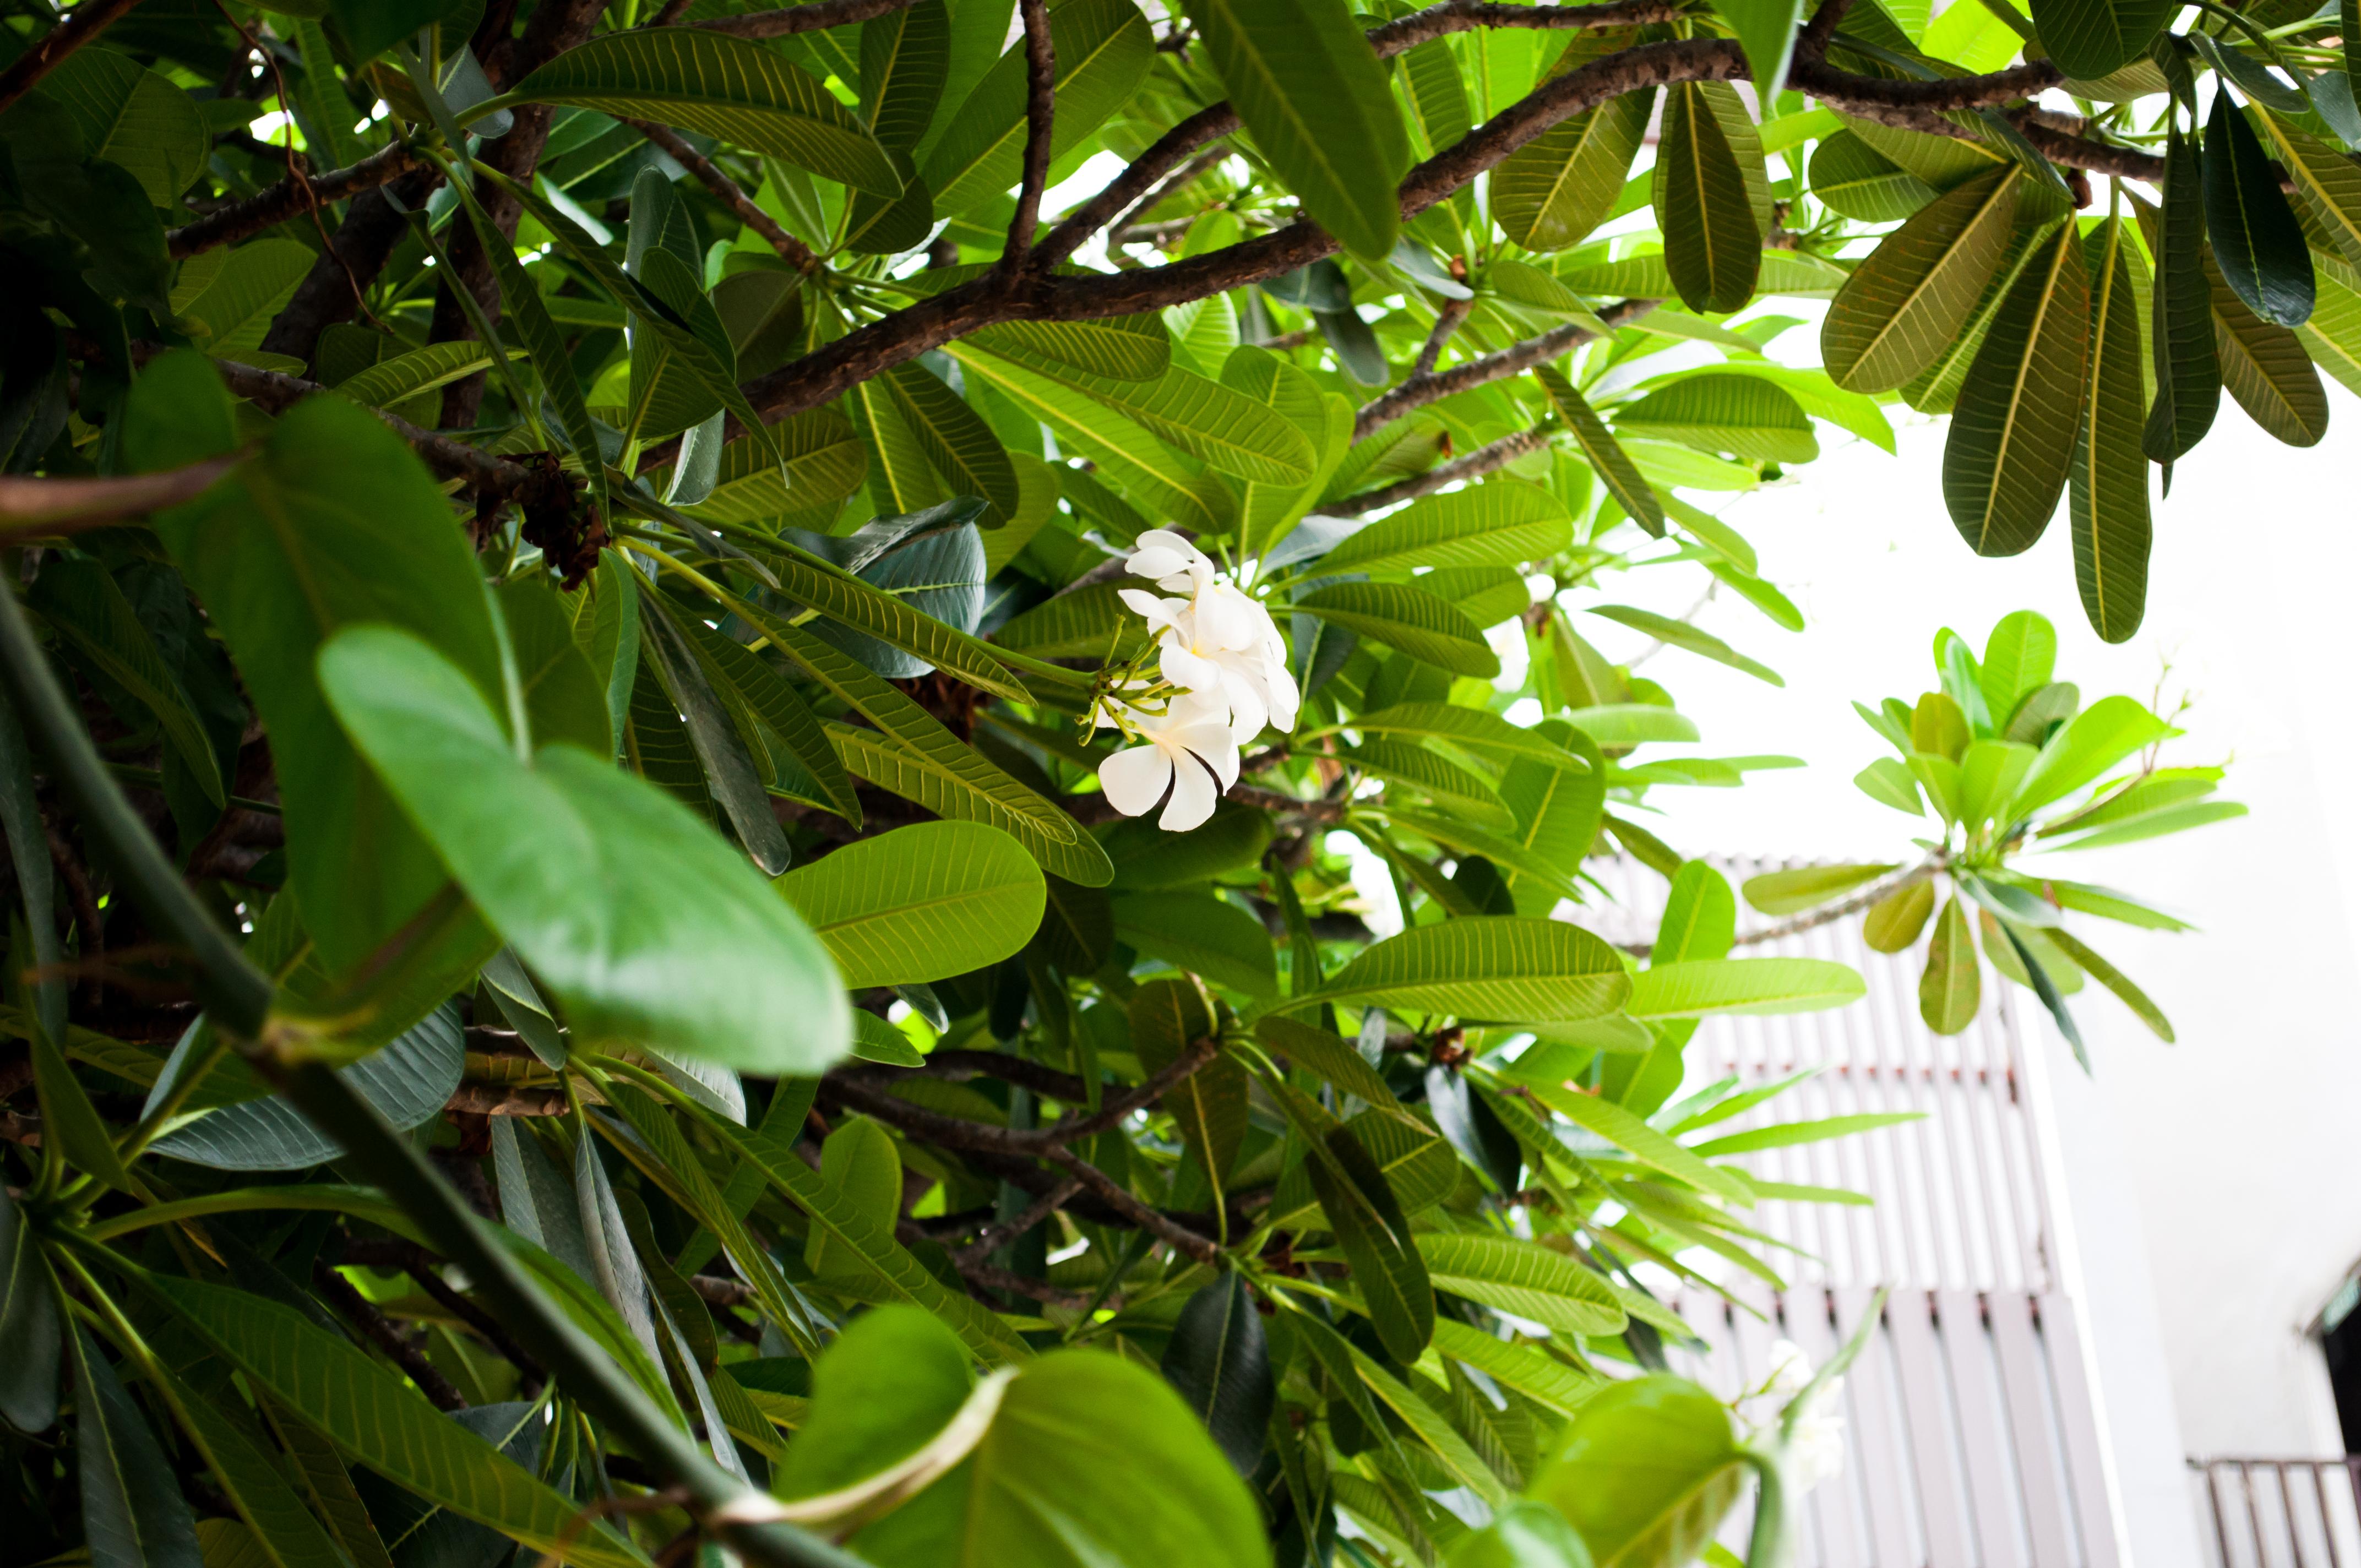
[2191,1458,2361,1568]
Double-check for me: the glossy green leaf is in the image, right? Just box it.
[2205,94,2315,328]
[0,1182,58,1433]
[1533,366,1664,536]
[1303,1119,1435,1364]
[1322,479,1572,575]
[1180,0,1409,259]
[2141,129,2221,465]
[2043,925,2173,1040]
[1416,1233,1626,1336]
[2068,220,2150,643]
[72,1327,204,1568]
[1626,958,1867,1017]
[1920,892,1981,1033]
[1614,374,1817,464]
[1493,38,1651,253]
[1943,221,2089,556]
[2028,0,2173,80]
[1116,892,1281,996]
[1294,583,1500,677]
[513,31,899,194]
[1288,916,1629,1022]
[1808,129,1938,222]
[2208,246,2332,446]
[1743,862,1896,915]
[1588,606,1780,685]
[1531,1376,1746,1568]
[1162,1271,1274,1478]
[775,821,1044,989]
[1823,167,2016,393]
[319,626,851,1073]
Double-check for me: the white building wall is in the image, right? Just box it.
[1590,368,2361,1464]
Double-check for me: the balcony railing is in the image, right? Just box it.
[2191,1458,2361,1568]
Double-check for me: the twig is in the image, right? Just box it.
[1037,104,1240,269]
[313,1256,470,1411]
[446,1083,572,1116]
[1618,854,1947,958]
[1046,1147,1220,1265]
[954,1178,1081,1266]
[1329,427,1554,515]
[1002,0,1058,276]
[624,119,819,271]
[952,1257,1106,1310]
[1356,300,1655,440]
[687,0,917,39]
[0,458,246,538]
[0,0,146,115]
[1411,298,1475,379]
[168,143,423,258]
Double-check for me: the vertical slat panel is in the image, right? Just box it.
[2042,1291,2125,1568]
[1992,1290,2082,1566]
[1783,1288,1869,1568]
[1941,1287,2031,1568]
[1888,1287,1979,1566]
[1837,1285,1923,1566]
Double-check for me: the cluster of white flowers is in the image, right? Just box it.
[1758,1338,1847,1492]
[1094,531,1300,832]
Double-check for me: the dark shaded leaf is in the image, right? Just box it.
[1162,1271,1274,1478]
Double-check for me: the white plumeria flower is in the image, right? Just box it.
[1750,1340,1846,1493]
[1095,690,1241,831]
[1119,531,1301,742]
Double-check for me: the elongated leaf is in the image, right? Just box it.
[2071,220,2150,643]
[882,361,1020,526]
[145,1278,643,1567]
[151,1363,350,1568]
[31,560,219,805]
[1713,0,1807,112]
[1626,957,1866,1017]
[72,1327,203,1568]
[513,31,898,194]
[1587,605,1779,685]
[1321,478,1571,575]
[1181,0,1410,258]
[1823,166,2016,392]
[1416,1233,1625,1336]
[975,345,1316,484]
[1742,862,1897,916]
[1255,1015,1397,1108]
[672,611,862,826]
[1920,892,1981,1033]
[860,0,949,153]
[2205,94,2314,328]
[1301,1118,1435,1363]
[1614,374,1817,464]
[2042,925,2173,1041]
[920,0,1152,214]
[319,627,851,1073]
[1944,221,2088,556]
[1533,366,1663,535]
[1294,582,1499,677]
[2208,246,2331,445]
[776,822,1044,988]
[1566,704,1700,748]
[2028,0,2172,79]
[1350,702,1592,769]
[1531,1376,1745,1568]
[154,1004,465,1170]
[0,1183,58,1433]
[1162,1273,1274,1478]
[1655,81,1760,313]
[1117,892,1282,997]
[1430,1319,1600,1417]
[1521,1075,1750,1200]
[1289,916,1629,1023]
[1809,128,1938,221]
[750,535,1029,702]
[2141,129,2221,465]
[1494,37,1651,252]
[639,596,795,875]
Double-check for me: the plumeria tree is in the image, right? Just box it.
[0,0,2271,1561]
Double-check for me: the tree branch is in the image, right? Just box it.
[1353,300,1656,441]
[953,1178,1081,1265]
[823,1035,1222,1158]
[1003,0,1058,277]
[687,0,917,39]
[1331,427,1553,515]
[0,458,246,538]
[1411,297,1475,379]
[1036,105,1239,269]
[1046,1147,1220,1265]
[0,0,145,116]
[191,352,542,495]
[312,1256,469,1411]
[258,170,441,367]
[1366,0,1690,55]
[624,119,819,271]
[1619,854,1947,957]
[168,143,424,259]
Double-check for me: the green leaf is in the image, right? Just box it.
[2141,129,2221,465]
[1565,705,1700,748]
[2027,0,2172,80]
[1287,916,1629,1023]
[1808,129,1938,222]
[1350,703,1593,770]
[1943,221,2089,556]
[1254,1015,1396,1107]
[775,821,1045,989]
[319,627,851,1073]
[1294,583,1500,677]
[1162,1271,1274,1478]
[2069,221,2150,644]
[148,1361,352,1568]
[145,381,501,975]
[2042,925,2173,1041]
[747,532,1030,703]
[1823,166,2017,393]
[1711,0,1807,115]
[1653,81,1761,313]
[677,411,869,527]
[1689,1110,1923,1156]
[1626,958,1866,1017]
[882,362,1021,527]
[1115,892,1281,997]
[144,1278,642,1567]
[1321,479,1573,575]
[2039,797,2247,850]
[773,1305,972,1499]
[803,1114,905,1280]
[1531,1376,1745,1568]
[1919,893,1981,1033]
[1533,366,1663,536]
[1348,741,1513,823]
[1613,374,1817,464]
[639,596,794,875]
[2207,244,2332,445]
[1416,1233,1626,1336]
[512,31,900,194]
[1520,1075,1750,1200]
[0,1183,58,1433]
[1448,1500,1600,1568]
[1742,862,1896,915]
[1864,879,1938,951]
[1180,0,1410,259]
[854,1347,1271,1567]
[1498,721,1607,917]
[1587,606,1779,685]
[2008,693,2170,817]
[154,1004,465,1171]
[42,47,206,210]
[975,345,1316,484]
[918,0,1153,215]
[1494,56,1651,252]
[1303,1119,1435,1364]
[1854,756,1924,815]
[859,0,951,154]
[71,1327,204,1568]
[32,1020,133,1193]
[2205,94,2315,328]
[1431,1318,1602,1418]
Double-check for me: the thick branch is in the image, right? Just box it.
[194,353,541,494]
[1354,300,1657,440]
[688,0,916,39]
[0,0,144,116]
[2014,111,2166,182]
[624,119,819,271]
[1411,298,1475,379]
[0,458,244,537]
[831,1049,1091,1103]
[1331,427,1552,515]
[168,143,423,259]
[1046,1147,1220,1265]
[824,1035,1221,1157]
[1367,0,1690,55]
[1037,105,1238,268]
[1003,0,1057,275]
[258,170,440,367]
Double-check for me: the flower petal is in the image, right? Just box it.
[1160,755,1221,831]
[1174,722,1242,788]
[1099,744,1174,818]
